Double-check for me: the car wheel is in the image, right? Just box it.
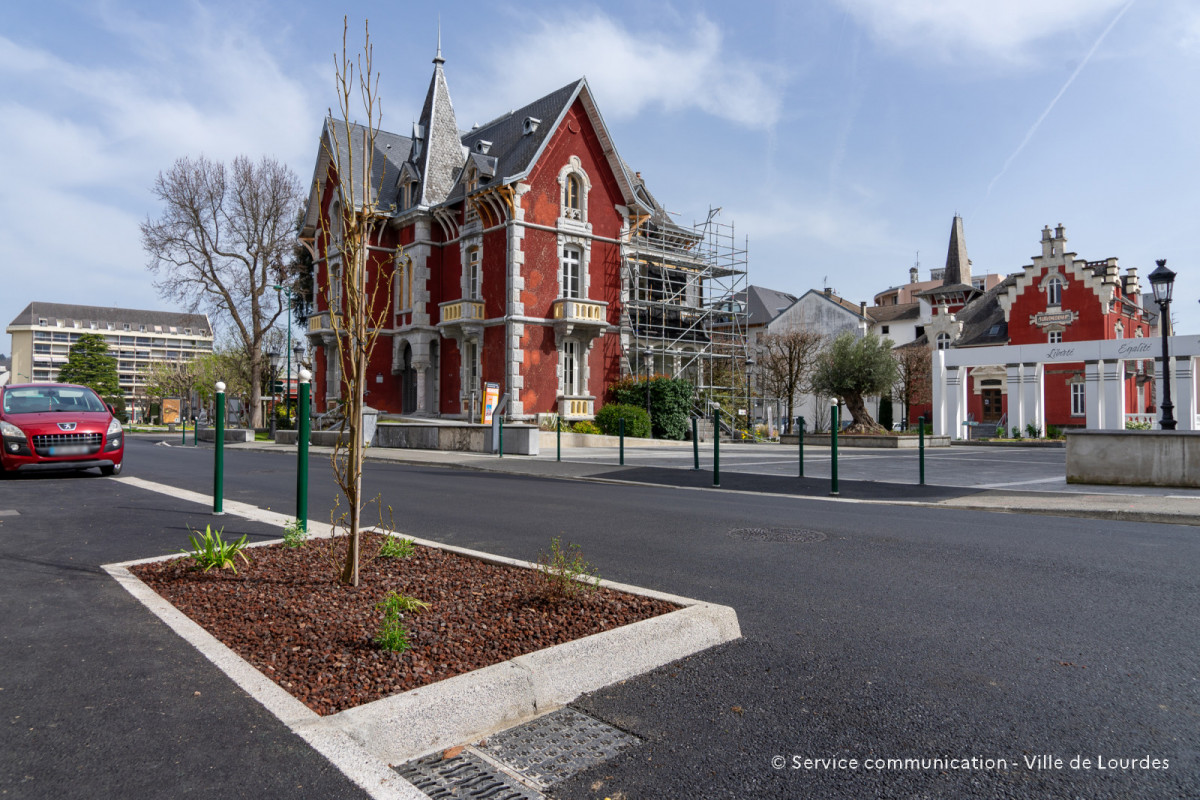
[100,462,122,477]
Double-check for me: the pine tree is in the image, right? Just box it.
[56,333,121,401]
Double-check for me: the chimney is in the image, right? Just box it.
[859,301,866,315]
[1104,258,1119,285]
[909,267,919,284]
[824,287,832,297]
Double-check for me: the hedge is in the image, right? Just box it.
[594,404,652,438]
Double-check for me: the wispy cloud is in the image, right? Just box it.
[460,11,785,129]
[835,0,1131,64]
[984,0,1136,198]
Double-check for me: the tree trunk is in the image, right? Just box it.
[248,362,262,428]
[844,393,881,432]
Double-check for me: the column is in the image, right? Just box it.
[1021,363,1041,435]
[1174,356,1196,430]
[932,349,947,436]
[1102,360,1126,430]
[945,366,964,440]
[1084,360,1103,429]
[1005,364,1023,435]
[414,363,428,414]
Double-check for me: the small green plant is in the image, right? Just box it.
[1046,424,1064,440]
[375,591,430,652]
[378,535,415,558]
[1011,426,1022,439]
[282,519,308,548]
[572,420,602,435]
[1025,422,1042,439]
[180,524,251,573]
[537,536,600,599]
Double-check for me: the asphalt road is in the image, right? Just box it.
[3,436,1198,799]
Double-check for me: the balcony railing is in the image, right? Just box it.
[552,298,605,323]
[440,300,485,323]
[308,312,341,333]
[559,396,594,419]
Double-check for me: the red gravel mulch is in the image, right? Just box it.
[131,533,679,716]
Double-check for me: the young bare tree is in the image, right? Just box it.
[755,328,824,433]
[318,19,403,586]
[894,342,932,428]
[141,155,303,427]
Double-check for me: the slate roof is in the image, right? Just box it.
[736,286,798,327]
[943,215,972,288]
[319,119,413,213]
[8,302,211,333]
[951,278,1015,347]
[866,302,920,324]
[446,80,582,203]
[414,59,463,206]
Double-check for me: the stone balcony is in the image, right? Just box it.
[307,312,340,334]
[558,396,595,420]
[438,299,486,341]
[551,298,608,342]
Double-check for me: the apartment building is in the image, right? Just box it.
[7,302,213,411]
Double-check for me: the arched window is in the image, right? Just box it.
[565,175,581,218]
[1046,277,1063,306]
[936,332,951,350]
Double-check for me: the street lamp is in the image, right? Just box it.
[274,283,296,420]
[292,341,305,422]
[1148,259,1176,430]
[267,349,282,438]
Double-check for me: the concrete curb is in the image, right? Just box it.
[106,476,741,785]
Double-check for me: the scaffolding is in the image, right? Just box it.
[620,208,750,417]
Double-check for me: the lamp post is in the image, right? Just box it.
[292,341,305,421]
[267,349,282,439]
[274,283,295,419]
[1149,259,1176,430]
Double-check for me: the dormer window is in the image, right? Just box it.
[405,181,420,209]
[936,332,951,350]
[523,117,540,135]
[474,140,492,154]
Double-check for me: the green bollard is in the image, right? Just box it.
[213,381,225,515]
[556,417,561,462]
[193,418,197,447]
[798,416,805,478]
[830,403,839,496]
[181,408,186,445]
[498,416,504,458]
[713,408,721,487]
[692,416,700,470]
[918,415,926,486]
[619,417,625,466]
[297,370,310,532]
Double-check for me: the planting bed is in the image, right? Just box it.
[131,533,678,716]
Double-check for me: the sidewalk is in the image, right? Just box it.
[208,437,1200,527]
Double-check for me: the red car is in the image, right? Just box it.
[0,383,124,477]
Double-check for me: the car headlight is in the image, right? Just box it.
[107,417,123,436]
[1,420,24,439]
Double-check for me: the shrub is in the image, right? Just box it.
[594,404,651,438]
[572,420,601,435]
[1025,422,1042,439]
[1046,425,1064,440]
[609,376,694,440]
[878,397,894,430]
[537,537,600,599]
[1011,426,1022,439]
[180,524,250,573]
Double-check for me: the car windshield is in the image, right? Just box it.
[3,387,108,414]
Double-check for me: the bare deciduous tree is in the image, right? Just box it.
[141,155,303,427]
[755,328,824,433]
[318,19,404,586]
[894,342,932,427]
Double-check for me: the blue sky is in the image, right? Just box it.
[3,0,1199,357]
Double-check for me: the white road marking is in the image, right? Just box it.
[972,477,1070,489]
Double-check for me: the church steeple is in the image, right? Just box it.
[943,215,973,288]
[411,36,460,207]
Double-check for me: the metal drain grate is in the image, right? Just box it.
[479,707,640,788]
[728,527,828,543]
[395,750,541,799]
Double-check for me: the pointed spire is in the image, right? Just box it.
[943,215,972,288]
[414,36,460,207]
[434,19,444,65]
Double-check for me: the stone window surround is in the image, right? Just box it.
[557,235,592,299]
[557,156,592,224]
[1041,269,1066,307]
[557,336,592,398]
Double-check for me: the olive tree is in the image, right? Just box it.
[810,331,898,433]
